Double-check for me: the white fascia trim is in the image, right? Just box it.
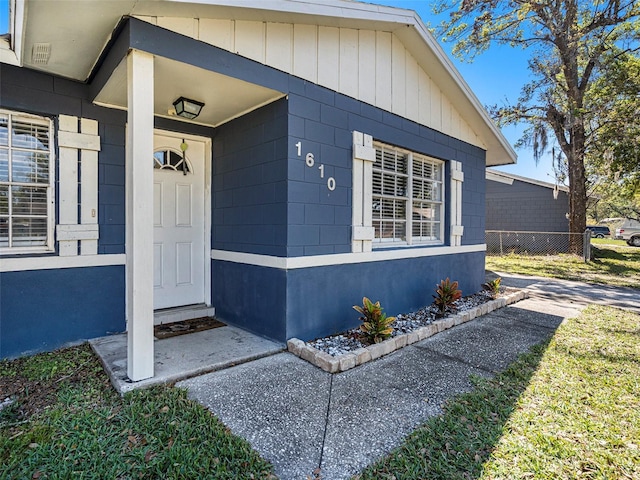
[211,244,486,270]
[486,170,514,185]
[167,0,419,24]
[12,0,25,64]
[0,0,25,66]
[486,168,569,191]
[0,253,126,272]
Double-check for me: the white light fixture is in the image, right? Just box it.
[172,97,204,119]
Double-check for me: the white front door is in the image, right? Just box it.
[153,133,206,310]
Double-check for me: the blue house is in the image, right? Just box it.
[0,0,515,381]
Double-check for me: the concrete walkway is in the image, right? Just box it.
[178,276,640,480]
[491,271,640,313]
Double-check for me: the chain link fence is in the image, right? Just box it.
[486,230,592,261]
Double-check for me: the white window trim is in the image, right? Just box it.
[371,141,445,248]
[0,109,56,255]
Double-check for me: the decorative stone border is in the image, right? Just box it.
[287,290,529,373]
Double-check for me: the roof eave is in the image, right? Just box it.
[16,0,517,165]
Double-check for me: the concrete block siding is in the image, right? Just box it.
[0,64,127,256]
[0,66,218,358]
[0,65,129,358]
[286,79,487,256]
[486,178,569,232]
[213,80,487,342]
[212,98,289,256]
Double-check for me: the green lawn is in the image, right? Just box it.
[486,246,639,289]
[0,344,275,479]
[357,305,640,479]
[590,237,628,247]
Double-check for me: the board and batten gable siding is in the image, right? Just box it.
[134,16,484,151]
[486,177,570,233]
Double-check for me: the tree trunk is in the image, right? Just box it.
[566,124,588,254]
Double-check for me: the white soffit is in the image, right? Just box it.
[21,0,412,80]
[94,56,285,127]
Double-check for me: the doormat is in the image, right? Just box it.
[154,317,226,340]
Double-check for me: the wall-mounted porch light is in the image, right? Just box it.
[172,97,205,119]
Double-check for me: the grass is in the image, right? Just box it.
[357,305,640,479]
[486,245,640,289]
[590,238,628,247]
[0,344,275,480]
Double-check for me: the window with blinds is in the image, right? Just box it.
[372,142,443,245]
[0,110,54,253]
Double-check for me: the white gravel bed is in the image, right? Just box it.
[307,290,508,357]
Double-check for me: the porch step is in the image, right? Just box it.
[154,304,215,325]
[90,326,285,394]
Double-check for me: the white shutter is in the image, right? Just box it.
[56,115,101,256]
[450,160,464,246]
[352,130,376,252]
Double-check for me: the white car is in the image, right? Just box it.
[616,227,640,247]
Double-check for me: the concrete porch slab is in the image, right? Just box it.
[90,326,285,394]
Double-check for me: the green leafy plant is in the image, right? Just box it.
[353,297,395,344]
[433,278,462,315]
[482,277,502,298]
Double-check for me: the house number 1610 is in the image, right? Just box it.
[295,141,336,191]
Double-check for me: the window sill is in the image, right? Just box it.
[0,248,55,257]
[372,241,444,250]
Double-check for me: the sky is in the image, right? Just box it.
[0,0,7,34]
[364,0,559,184]
[0,0,556,183]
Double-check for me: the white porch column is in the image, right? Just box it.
[126,49,155,381]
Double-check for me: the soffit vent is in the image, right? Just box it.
[32,43,51,64]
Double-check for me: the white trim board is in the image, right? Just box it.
[0,254,126,272]
[211,244,486,270]
[486,168,569,191]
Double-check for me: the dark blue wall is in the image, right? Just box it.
[212,250,485,343]
[212,99,289,256]
[211,260,286,340]
[286,251,485,342]
[0,65,129,358]
[0,266,125,358]
[0,63,128,255]
[286,78,487,256]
